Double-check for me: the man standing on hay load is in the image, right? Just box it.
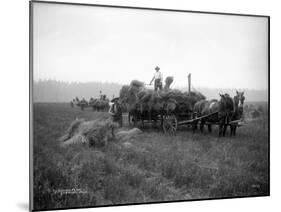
[108,97,123,127]
[150,66,163,91]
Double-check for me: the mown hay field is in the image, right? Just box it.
[32,102,269,210]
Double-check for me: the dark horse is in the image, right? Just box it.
[70,100,74,108]
[229,91,245,136]
[77,98,88,110]
[193,93,234,137]
[89,97,98,111]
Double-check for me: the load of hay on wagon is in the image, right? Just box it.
[88,96,110,111]
[119,78,205,116]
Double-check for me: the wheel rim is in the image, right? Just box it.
[128,112,137,126]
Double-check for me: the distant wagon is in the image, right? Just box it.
[89,95,109,112]
[77,98,88,110]
[72,95,110,111]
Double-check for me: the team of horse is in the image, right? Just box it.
[71,95,110,111]
[193,91,245,137]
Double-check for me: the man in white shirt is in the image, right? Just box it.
[150,66,163,91]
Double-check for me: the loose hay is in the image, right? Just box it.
[58,118,85,142]
[116,128,142,142]
[130,80,144,88]
[164,76,174,90]
[119,80,206,114]
[60,118,118,147]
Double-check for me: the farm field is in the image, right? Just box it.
[32,102,269,210]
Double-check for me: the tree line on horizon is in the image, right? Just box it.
[33,79,268,103]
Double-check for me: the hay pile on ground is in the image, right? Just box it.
[59,118,118,147]
[250,109,261,119]
[119,80,205,114]
[115,128,142,142]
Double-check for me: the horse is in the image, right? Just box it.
[95,99,110,111]
[229,91,245,136]
[75,97,80,104]
[78,98,88,110]
[193,93,234,137]
[72,97,81,107]
[70,100,74,108]
[89,97,98,111]
[89,96,110,112]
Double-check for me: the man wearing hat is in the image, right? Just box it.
[108,97,123,127]
[150,66,163,91]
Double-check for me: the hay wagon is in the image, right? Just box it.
[124,84,206,134]
[77,101,88,110]
[127,108,244,135]
[121,80,244,135]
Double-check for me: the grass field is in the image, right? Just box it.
[32,103,269,210]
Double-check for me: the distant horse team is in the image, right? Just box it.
[70,94,110,111]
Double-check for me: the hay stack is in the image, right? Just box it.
[130,80,144,88]
[119,85,130,112]
[119,80,205,114]
[119,80,145,111]
[164,76,174,90]
[115,128,142,142]
[159,89,191,113]
[185,91,206,108]
[251,109,260,118]
[119,85,130,101]
[59,118,118,147]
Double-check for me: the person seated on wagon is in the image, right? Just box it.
[108,97,123,127]
[150,66,163,91]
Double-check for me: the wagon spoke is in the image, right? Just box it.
[162,114,178,135]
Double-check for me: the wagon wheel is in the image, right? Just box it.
[128,112,137,127]
[128,112,132,125]
[162,114,178,135]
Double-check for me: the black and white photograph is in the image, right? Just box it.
[30,1,269,211]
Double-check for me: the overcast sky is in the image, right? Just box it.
[33,2,268,90]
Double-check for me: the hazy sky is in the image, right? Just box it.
[33,2,268,90]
